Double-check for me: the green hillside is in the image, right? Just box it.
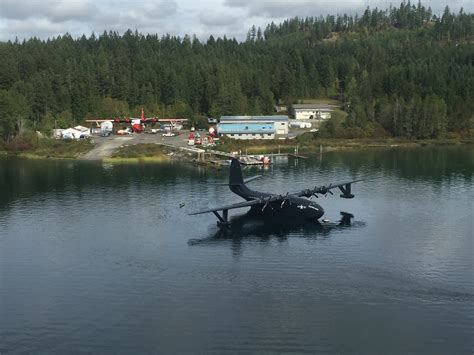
[0,2,473,141]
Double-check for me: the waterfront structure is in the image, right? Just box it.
[291,104,335,120]
[218,115,289,139]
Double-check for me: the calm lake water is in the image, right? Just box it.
[0,146,473,353]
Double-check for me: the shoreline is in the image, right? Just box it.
[215,138,473,154]
[1,138,472,163]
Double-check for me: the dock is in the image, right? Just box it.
[288,153,308,159]
[81,132,311,165]
[238,156,268,165]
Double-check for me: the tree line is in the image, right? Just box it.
[0,1,472,141]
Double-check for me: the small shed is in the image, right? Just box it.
[73,125,91,138]
[52,129,64,139]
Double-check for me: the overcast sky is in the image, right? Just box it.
[0,0,472,42]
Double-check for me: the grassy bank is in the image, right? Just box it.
[216,136,474,155]
[104,143,171,164]
[1,137,95,159]
[2,135,471,162]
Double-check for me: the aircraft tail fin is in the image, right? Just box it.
[229,158,244,186]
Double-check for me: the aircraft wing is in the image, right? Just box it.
[188,199,263,215]
[294,179,363,198]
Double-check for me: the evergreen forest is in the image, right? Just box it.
[0,2,473,141]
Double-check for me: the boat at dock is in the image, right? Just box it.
[239,155,271,165]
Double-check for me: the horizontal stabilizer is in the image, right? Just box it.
[243,175,262,184]
[209,175,262,186]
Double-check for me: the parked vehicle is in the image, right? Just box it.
[146,128,161,134]
[117,128,132,135]
[163,132,179,137]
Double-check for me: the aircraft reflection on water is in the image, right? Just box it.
[188,211,366,248]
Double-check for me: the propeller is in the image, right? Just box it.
[280,192,289,208]
[262,198,271,211]
[305,185,319,198]
[317,183,334,196]
[302,187,314,198]
[325,184,334,196]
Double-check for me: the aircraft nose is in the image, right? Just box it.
[309,203,324,219]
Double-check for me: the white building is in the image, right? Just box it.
[61,128,83,139]
[74,125,91,138]
[52,129,64,139]
[60,126,90,140]
[289,121,312,129]
[291,104,336,120]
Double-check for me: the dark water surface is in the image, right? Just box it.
[1,147,473,353]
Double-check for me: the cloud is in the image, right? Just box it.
[225,0,364,18]
[224,0,473,18]
[143,0,178,19]
[0,0,178,25]
[91,1,179,36]
[0,0,180,40]
[199,11,239,28]
[47,0,99,23]
[0,0,98,22]
[1,18,72,39]
[0,0,48,20]
[0,0,473,42]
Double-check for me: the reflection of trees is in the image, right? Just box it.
[1,146,472,211]
[0,158,222,210]
[327,147,473,182]
[279,146,473,183]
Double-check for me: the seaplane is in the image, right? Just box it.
[86,108,159,133]
[189,158,361,226]
[86,109,187,133]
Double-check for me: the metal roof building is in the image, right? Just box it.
[217,122,275,140]
[220,115,289,122]
[218,115,289,139]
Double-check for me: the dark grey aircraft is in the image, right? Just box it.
[189,158,361,226]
